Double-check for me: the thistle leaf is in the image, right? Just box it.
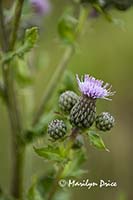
[17,27,39,58]
[88,131,109,152]
[58,12,77,45]
[2,27,39,63]
[62,150,87,177]
[27,183,42,200]
[34,145,68,163]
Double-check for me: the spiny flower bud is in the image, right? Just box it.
[95,112,115,131]
[70,74,115,129]
[59,91,79,114]
[48,119,67,140]
[70,96,96,128]
[81,0,112,8]
[112,0,132,10]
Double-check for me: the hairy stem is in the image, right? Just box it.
[47,165,64,200]
[0,0,25,199]
[47,128,79,200]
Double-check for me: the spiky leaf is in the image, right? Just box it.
[88,131,109,151]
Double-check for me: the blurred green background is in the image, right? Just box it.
[0,0,133,200]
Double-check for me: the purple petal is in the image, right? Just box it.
[76,74,115,100]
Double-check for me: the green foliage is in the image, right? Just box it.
[27,183,42,200]
[27,170,71,200]
[0,188,13,200]
[27,172,54,200]
[35,112,55,133]
[15,26,39,58]
[20,27,39,55]
[2,27,38,63]
[34,145,69,163]
[24,128,40,144]
[58,71,78,94]
[58,11,77,45]
[62,150,87,177]
[88,131,109,151]
[37,170,55,197]
[24,112,54,143]
[15,59,33,87]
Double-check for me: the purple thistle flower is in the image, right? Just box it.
[76,74,115,100]
[30,0,51,15]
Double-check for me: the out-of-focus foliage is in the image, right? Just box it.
[88,131,109,151]
[0,188,13,200]
[27,170,70,200]
[2,27,38,63]
[62,150,87,177]
[58,10,77,45]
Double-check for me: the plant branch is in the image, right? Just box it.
[0,1,8,51]
[9,0,24,51]
[0,82,6,99]
[47,127,79,200]
[47,165,64,200]
[32,6,89,126]
[0,0,25,199]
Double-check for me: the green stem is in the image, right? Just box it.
[76,6,89,35]
[0,1,8,51]
[33,6,89,126]
[11,141,25,199]
[9,0,24,50]
[47,165,64,200]
[47,128,79,200]
[3,62,24,199]
[0,0,25,199]
[0,82,6,99]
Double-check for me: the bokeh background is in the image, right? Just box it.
[0,0,133,200]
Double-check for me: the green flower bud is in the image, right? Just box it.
[113,0,132,10]
[59,91,79,114]
[48,119,67,140]
[70,96,96,129]
[95,112,115,131]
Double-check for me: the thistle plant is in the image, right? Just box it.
[0,0,131,200]
[33,73,115,200]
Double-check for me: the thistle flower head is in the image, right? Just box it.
[30,0,51,15]
[89,8,99,18]
[76,74,115,100]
